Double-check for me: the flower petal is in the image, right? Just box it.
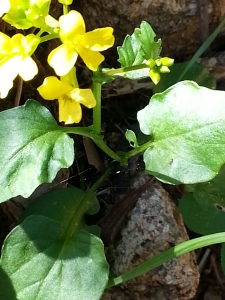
[0,32,13,54]
[60,67,78,89]
[0,78,13,99]
[0,54,21,81]
[79,28,114,51]
[19,56,38,80]
[69,88,96,108]
[0,0,10,18]
[59,10,85,42]
[58,96,82,124]
[11,34,28,54]
[76,44,104,71]
[37,76,72,100]
[48,43,78,76]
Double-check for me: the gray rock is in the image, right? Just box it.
[102,174,199,300]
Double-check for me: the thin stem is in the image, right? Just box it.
[123,140,153,161]
[14,77,23,107]
[178,14,225,81]
[63,165,113,243]
[106,232,225,288]
[36,29,44,38]
[103,64,148,77]
[40,33,59,43]
[63,4,68,15]
[62,126,122,162]
[92,81,102,135]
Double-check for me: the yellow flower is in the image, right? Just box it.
[0,0,10,17]
[37,68,96,124]
[0,33,39,98]
[48,10,115,76]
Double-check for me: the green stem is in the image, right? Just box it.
[40,33,59,43]
[122,140,153,162]
[102,64,148,77]
[106,232,225,288]
[62,126,122,162]
[36,29,44,38]
[63,165,113,243]
[178,14,225,81]
[92,81,102,135]
[63,4,68,14]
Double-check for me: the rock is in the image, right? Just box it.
[72,0,225,59]
[102,175,199,300]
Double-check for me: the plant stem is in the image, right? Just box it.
[122,139,153,162]
[178,14,225,81]
[106,232,225,288]
[102,64,149,77]
[63,165,113,243]
[40,33,59,43]
[92,81,102,135]
[62,126,122,162]
[36,29,44,38]
[63,4,68,14]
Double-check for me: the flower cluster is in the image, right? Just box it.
[0,33,39,98]
[146,57,174,85]
[40,9,114,123]
[38,68,96,124]
[0,2,114,123]
[2,0,51,29]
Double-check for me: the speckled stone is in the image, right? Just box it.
[102,174,199,300]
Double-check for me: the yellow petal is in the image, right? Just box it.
[37,76,72,100]
[48,43,78,76]
[0,54,21,81]
[59,10,85,42]
[25,34,41,55]
[79,28,115,51]
[0,32,13,54]
[60,67,78,89]
[69,88,96,108]
[58,96,82,124]
[11,34,28,54]
[0,77,13,99]
[76,44,104,71]
[19,56,38,81]
[0,0,10,18]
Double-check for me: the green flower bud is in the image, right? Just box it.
[145,58,155,68]
[159,65,170,73]
[161,57,174,67]
[155,58,161,67]
[149,69,160,85]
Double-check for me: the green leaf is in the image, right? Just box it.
[125,130,138,148]
[179,164,225,234]
[135,21,161,60]
[0,266,17,300]
[117,21,161,80]
[137,80,225,184]
[0,100,74,203]
[0,216,108,300]
[0,187,107,299]
[179,164,225,276]
[19,186,100,227]
[179,193,225,235]
[153,61,216,93]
